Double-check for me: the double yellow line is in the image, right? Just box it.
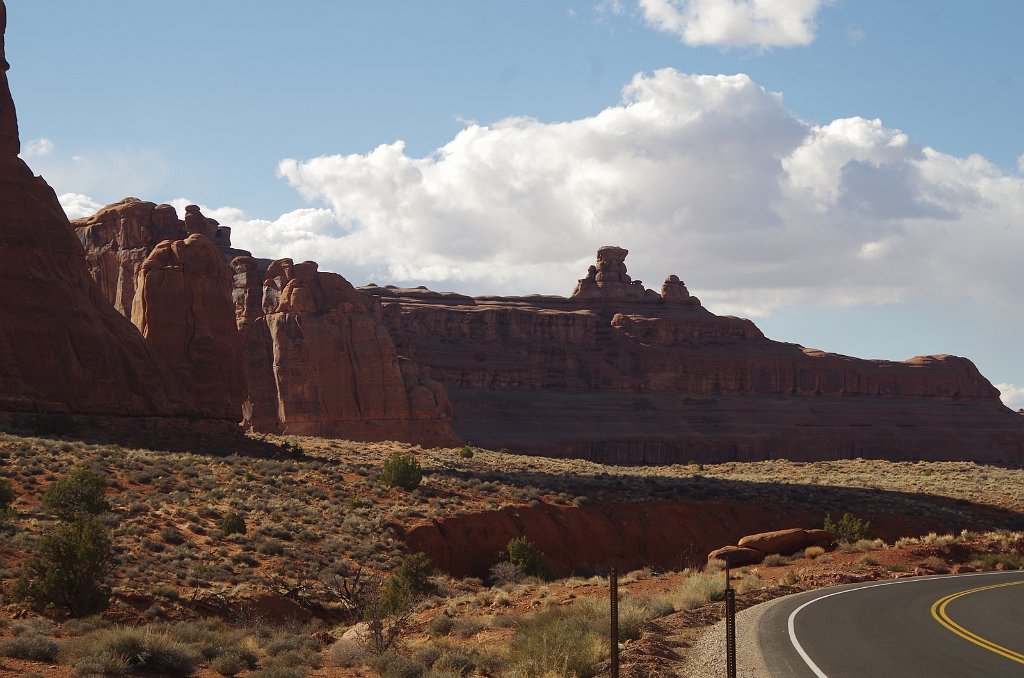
[931,580,1024,664]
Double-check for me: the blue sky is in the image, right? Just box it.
[6,1,1023,407]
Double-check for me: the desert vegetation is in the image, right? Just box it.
[2,429,1024,675]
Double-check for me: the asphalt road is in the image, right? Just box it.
[758,570,1024,677]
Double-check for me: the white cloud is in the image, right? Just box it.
[58,193,104,220]
[847,27,865,45]
[23,146,171,201]
[21,137,54,158]
[996,384,1024,411]
[636,0,825,48]
[254,67,1021,332]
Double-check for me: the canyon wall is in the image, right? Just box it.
[368,247,1024,464]
[0,5,202,419]
[233,257,456,445]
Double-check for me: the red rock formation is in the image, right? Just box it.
[132,235,246,420]
[369,247,1024,464]
[0,6,190,417]
[233,257,456,445]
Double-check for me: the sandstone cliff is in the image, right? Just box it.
[132,235,247,420]
[233,257,456,445]
[367,247,1024,464]
[0,4,196,418]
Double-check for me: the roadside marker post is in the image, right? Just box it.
[610,566,620,678]
[725,561,737,678]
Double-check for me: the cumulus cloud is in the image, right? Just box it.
[230,67,1021,330]
[996,384,1024,411]
[58,193,104,220]
[21,137,54,158]
[636,0,825,47]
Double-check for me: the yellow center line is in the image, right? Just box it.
[931,580,1024,664]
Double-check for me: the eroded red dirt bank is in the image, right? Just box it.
[406,500,1000,578]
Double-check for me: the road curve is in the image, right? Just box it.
[757,570,1024,677]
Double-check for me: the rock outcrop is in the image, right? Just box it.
[132,235,246,420]
[233,257,456,445]
[368,247,1024,464]
[0,4,202,419]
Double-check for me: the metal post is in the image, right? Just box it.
[725,561,736,678]
[610,566,619,678]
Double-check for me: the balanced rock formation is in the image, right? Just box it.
[0,4,199,418]
[132,235,246,420]
[367,246,1024,464]
[233,257,456,445]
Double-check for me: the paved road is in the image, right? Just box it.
[758,571,1024,677]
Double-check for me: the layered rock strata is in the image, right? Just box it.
[367,247,1024,464]
[233,257,456,445]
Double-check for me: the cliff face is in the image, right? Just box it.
[367,247,1024,464]
[0,4,195,418]
[132,235,247,420]
[233,258,456,445]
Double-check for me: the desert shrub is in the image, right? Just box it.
[427,614,454,637]
[258,539,286,555]
[413,644,442,667]
[434,648,476,674]
[221,511,247,536]
[41,466,110,520]
[380,453,423,490]
[824,512,872,544]
[762,553,787,566]
[459,445,475,459]
[373,653,425,678]
[384,552,436,613]
[328,638,369,667]
[0,634,60,662]
[12,517,111,616]
[489,560,523,586]
[804,546,825,559]
[212,649,252,676]
[249,667,308,678]
[669,570,726,611]
[0,476,14,525]
[506,606,604,678]
[499,536,546,579]
[64,626,200,675]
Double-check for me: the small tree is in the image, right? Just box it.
[500,536,547,579]
[824,512,872,544]
[41,466,110,520]
[383,552,436,613]
[380,453,422,491]
[13,517,112,616]
[0,476,14,527]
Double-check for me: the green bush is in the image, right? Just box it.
[380,453,422,490]
[221,511,247,536]
[459,445,475,459]
[500,536,546,579]
[12,517,112,616]
[0,476,14,526]
[41,466,110,520]
[824,512,873,544]
[372,652,425,678]
[383,552,436,613]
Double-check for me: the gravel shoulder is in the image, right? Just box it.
[678,594,785,678]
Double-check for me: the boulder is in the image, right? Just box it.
[737,528,809,555]
[804,529,836,548]
[708,545,764,567]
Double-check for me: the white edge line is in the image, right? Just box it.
[786,569,1024,678]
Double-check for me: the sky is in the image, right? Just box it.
[5,1,1023,409]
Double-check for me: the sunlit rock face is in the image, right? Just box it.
[368,246,1023,465]
[232,257,457,446]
